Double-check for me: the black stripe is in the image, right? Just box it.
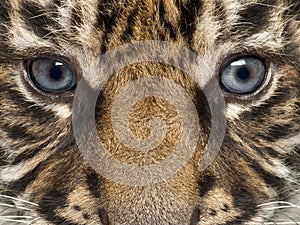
[120,8,139,42]
[97,0,119,53]
[284,146,300,168]
[3,87,56,122]
[194,87,211,133]
[11,140,52,165]
[0,123,37,143]
[288,0,300,19]
[0,0,11,52]
[240,86,293,127]
[158,2,177,40]
[241,152,285,191]
[198,175,216,197]
[8,162,42,193]
[0,0,10,24]
[230,0,274,37]
[267,123,294,141]
[213,0,226,24]
[190,208,201,225]
[264,147,280,158]
[225,188,257,225]
[70,4,84,33]
[98,208,110,225]
[38,189,78,225]
[212,0,228,37]
[0,146,6,166]
[53,0,63,7]
[175,0,203,42]
[282,7,300,67]
[86,170,101,198]
[224,136,285,191]
[20,1,62,38]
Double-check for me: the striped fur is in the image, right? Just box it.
[0,0,299,224]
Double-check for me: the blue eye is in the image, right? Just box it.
[28,57,76,93]
[220,56,266,94]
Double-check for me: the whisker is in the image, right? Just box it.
[0,203,31,211]
[258,223,300,225]
[258,201,300,209]
[0,195,38,207]
[0,215,33,224]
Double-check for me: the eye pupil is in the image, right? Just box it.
[237,67,250,80]
[50,66,62,80]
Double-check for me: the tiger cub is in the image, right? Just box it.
[0,0,299,224]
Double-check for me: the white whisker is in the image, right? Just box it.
[0,195,38,207]
[258,223,300,225]
[258,201,300,209]
[0,216,33,219]
[262,205,300,210]
[0,216,33,224]
[0,203,31,211]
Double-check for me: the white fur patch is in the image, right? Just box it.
[45,104,72,119]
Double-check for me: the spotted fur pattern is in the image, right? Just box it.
[0,0,299,224]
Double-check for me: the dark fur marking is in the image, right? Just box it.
[12,140,52,165]
[0,123,37,143]
[3,86,55,120]
[0,0,10,24]
[213,0,226,25]
[175,0,203,43]
[73,205,81,211]
[264,147,280,158]
[0,146,5,166]
[97,0,119,53]
[86,170,101,198]
[209,208,217,216]
[20,1,62,38]
[70,4,84,33]
[225,188,257,224]
[38,190,77,225]
[284,146,300,169]
[198,175,216,197]
[190,208,201,225]
[83,213,90,220]
[230,0,274,36]
[98,208,110,225]
[247,157,285,191]
[194,87,211,134]
[221,204,230,212]
[287,0,300,19]
[11,138,74,165]
[240,86,292,127]
[268,123,294,140]
[158,1,177,40]
[120,8,139,42]
[8,162,42,193]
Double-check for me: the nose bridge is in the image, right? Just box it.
[85,62,214,191]
[72,51,212,224]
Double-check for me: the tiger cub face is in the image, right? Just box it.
[0,0,299,224]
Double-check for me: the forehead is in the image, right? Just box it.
[0,0,297,63]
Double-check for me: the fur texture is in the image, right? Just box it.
[0,0,299,224]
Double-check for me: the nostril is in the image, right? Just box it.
[98,208,109,225]
[190,208,201,225]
